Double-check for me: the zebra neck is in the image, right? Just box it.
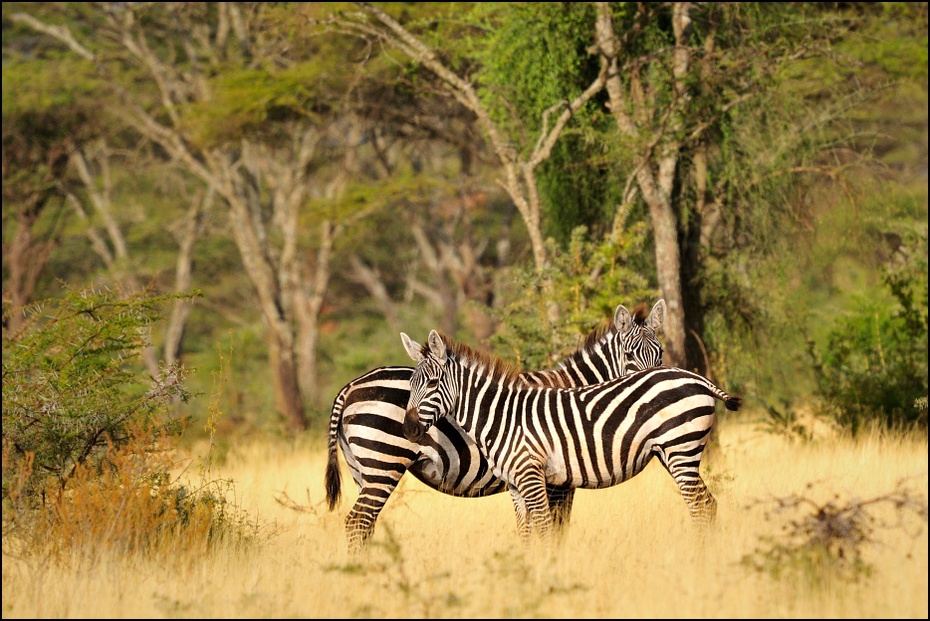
[450,365,527,449]
[557,340,616,386]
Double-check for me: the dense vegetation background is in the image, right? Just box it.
[2,2,927,572]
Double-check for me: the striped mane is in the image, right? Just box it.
[429,332,525,387]
[563,302,649,364]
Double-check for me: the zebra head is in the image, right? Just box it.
[610,298,665,374]
[400,330,452,442]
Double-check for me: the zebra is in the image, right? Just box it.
[400,329,743,540]
[325,299,666,553]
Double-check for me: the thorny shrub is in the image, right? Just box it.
[2,286,255,562]
[742,478,928,585]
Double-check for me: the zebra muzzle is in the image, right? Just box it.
[403,407,424,442]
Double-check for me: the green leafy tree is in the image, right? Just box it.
[2,286,193,505]
[2,29,105,329]
[472,3,620,244]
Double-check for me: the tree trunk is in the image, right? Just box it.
[268,330,307,433]
[69,145,161,377]
[295,220,337,408]
[4,203,56,334]
[349,255,401,334]
[594,1,692,369]
[221,177,308,432]
[164,186,211,367]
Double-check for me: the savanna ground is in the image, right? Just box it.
[2,416,927,619]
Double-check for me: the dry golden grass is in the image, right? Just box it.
[2,417,927,618]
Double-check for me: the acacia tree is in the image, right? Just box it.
[325,2,902,376]
[322,2,610,277]
[1,47,100,334]
[58,139,214,375]
[1,107,70,334]
[589,2,905,373]
[10,3,394,430]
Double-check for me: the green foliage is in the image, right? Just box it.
[1,57,101,210]
[180,63,330,148]
[756,396,814,443]
[694,0,929,422]
[1,286,195,505]
[470,2,623,243]
[474,3,599,139]
[849,3,928,82]
[1,58,101,117]
[5,2,926,448]
[806,233,928,434]
[489,221,654,370]
[2,299,260,562]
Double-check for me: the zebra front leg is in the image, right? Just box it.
[512,467,553,540]
[509,487,529,537]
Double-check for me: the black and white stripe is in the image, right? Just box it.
[401,329,742,539]
[326,300,666,553]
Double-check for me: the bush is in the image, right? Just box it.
[2,286,191,504]
[807,239,928,434]
[2,286,252,559]
[489,224,655,369]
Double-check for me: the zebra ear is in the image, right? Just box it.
[427,330,447,365]
[614,304,633,334]
[647,299,666,332]
[400,332,424,363]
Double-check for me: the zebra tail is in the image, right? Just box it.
[725,395,743,412]
[703,375,744,412]
[324,387,346,511]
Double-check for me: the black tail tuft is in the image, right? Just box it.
[725,395,743,412]
[325,451,341,511]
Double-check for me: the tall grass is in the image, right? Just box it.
[2,418,927,618]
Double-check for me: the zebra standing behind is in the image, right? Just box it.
[326,300,666,553]
[400,329,742,540]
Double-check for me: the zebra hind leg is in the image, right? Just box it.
[344,479,402,555]
[656,447,718,528]
[685,478,717,526]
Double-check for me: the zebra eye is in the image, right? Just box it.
[426,378,439,388]
[625,352,635,361]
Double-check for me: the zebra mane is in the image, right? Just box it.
[433,332,525,386]
[572,302,649,355]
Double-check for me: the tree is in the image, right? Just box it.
[1,40,102,333]
[322,2,610,277]
[10,4,381,430]
[586,2,914,374]
[59,139,213,375]
[2,286,190,503]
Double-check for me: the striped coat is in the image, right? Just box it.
[327,301,666,552]
[401,329,742,538]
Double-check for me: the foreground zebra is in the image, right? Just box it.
[326,300,666,552]
[401,329,743,539]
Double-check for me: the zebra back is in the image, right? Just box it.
[402,332,741,447]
